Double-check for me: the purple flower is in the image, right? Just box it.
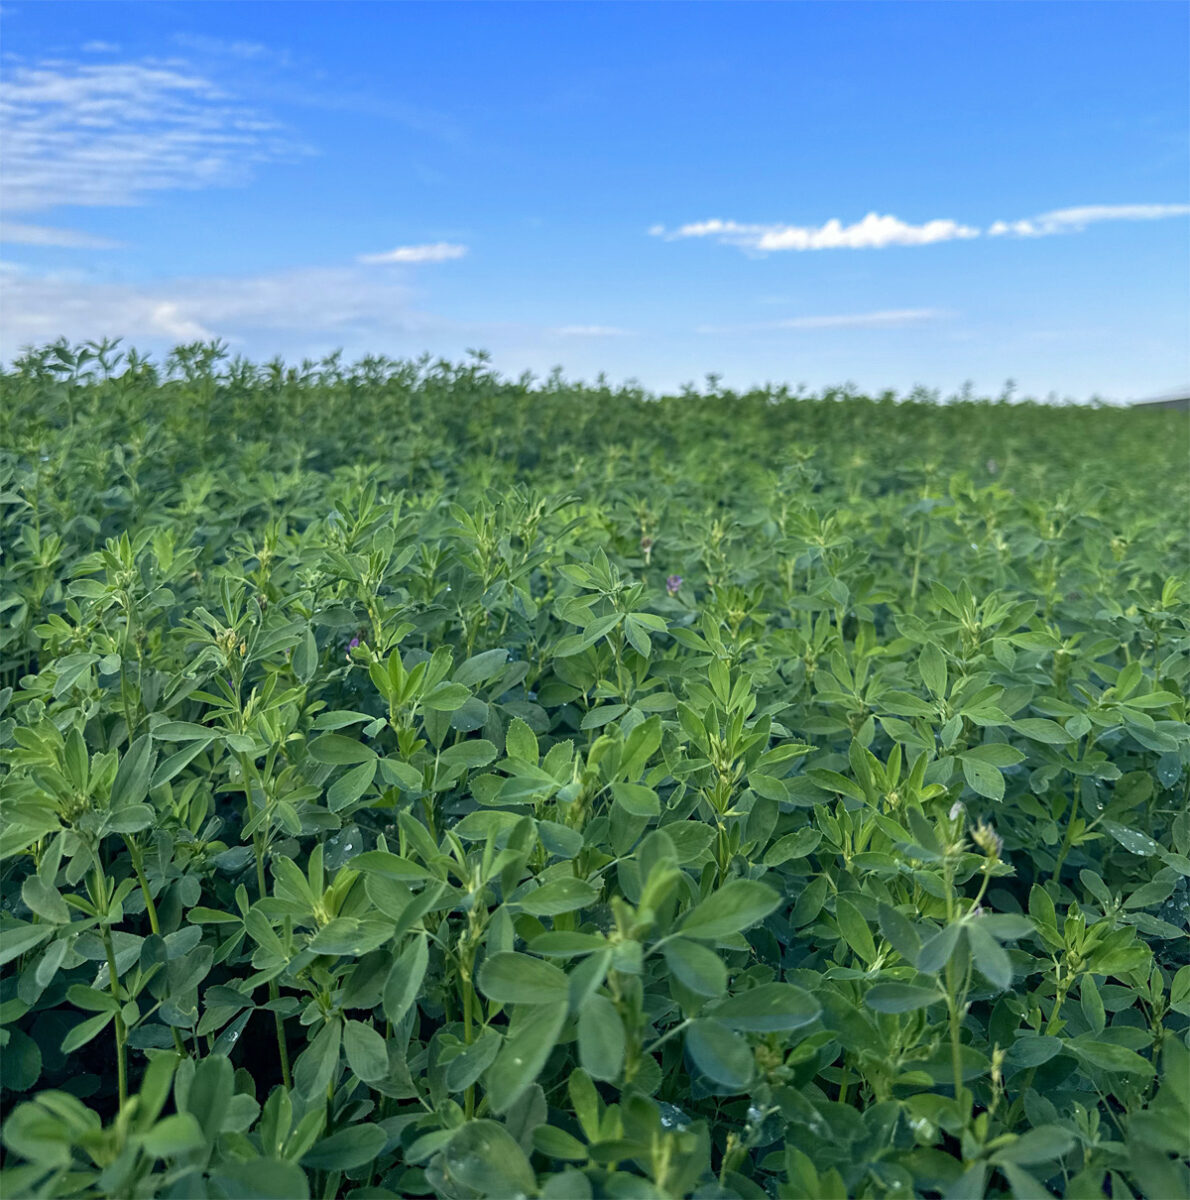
[666,574,683,596]
[348,637,361,650]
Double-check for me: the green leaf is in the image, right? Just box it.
[326,759,377,810]
[0,921,53,966]
[213,1160,310,1200]
[453,648,510,687]
[1081,976,1106,1035]
[21,877,70,924]
[529,931,609,958]
[307,917,392,956]
[423,682,472,712]
[65,984,120,1013]
[444,1120,537,1196]
[807,769,866,803]
[961,743,1026,768]
[960,755,1005,801]
[1012,718,1073,744]
[439,739,498,769]
[445,1029,502,1093]
[917,924,963,974]
[533,1125,589,1162]
[478,952,569,1005]
[611,782,660,817]
[685,1019,754,1090]
[383,934,428,1026]
[343,1019,389,1082]
[835,896,877,965]
[712,983,821,1032]
[577,993,625,1081]
[1006,1034,1064,1068]
[679,879,780,941]
[1102,821,1161,857]
[763,827,822,865]
[485,1001,568,1114]
[877,903,922,965]
[992,1124,1076,1166]
[291,626,318,683]
[1028,884,1058,935]
[301,1123,387,1170]
[518,877,599,917]
[1072,1039,1156,1077]
[307,733,376,764]
[864,983,941,1013]
[995,1163,1055,1200]
[182,1053,234,1146]
[61,1011,113,1054]
[294,1019,342,1102]
[967,921,1013,990]
[140,1113,205,1158]
[111,734,155,809]
[505,717,539,763]
[920,642,947,699]
[662,939,728,997]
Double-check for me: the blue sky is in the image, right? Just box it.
[1,2,1187,400]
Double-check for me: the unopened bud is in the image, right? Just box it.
[972,820,1003,860]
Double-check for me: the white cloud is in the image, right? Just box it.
[0,221,123,248]
[556,324,631,337]
[82,41,121,54]
[170,33,290,65]
[655,203,1189,255]
[779,308,946,329]
[698,309,947,334]
[0,56,308,212]
[0,263,436,353]
[989,203,1190,237]
[653,212,979,253]
[357,242,467,265]
[148,301,214,341]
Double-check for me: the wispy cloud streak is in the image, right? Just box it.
[698,309,947,334]
[556,325,632,337]
[988,203,1190,237]
[0,221,123,248]
[0,264,427,350]
[652,212,978,252]
[0,56,309,212]
[654,204,1189,254]
[357,242,467,265]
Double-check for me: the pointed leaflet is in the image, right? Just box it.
[679,880,780,941]
[577,993,625,1081]
[478,952,569,1005]
[383,934,428,1026]
[685,1019,754,1091]
[485,1000,568,1114]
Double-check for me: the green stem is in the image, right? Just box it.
[237,751,292,1088]
[124,836,160,934]
[947,989,964,1111]
[99,908,128,1108]
[462,958,477,1118]
[90,861,129,1107]
[124,837,188,1057]
[1007,983,1069,1125]
[909,523,926,601]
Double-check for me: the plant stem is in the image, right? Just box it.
[237,751,292,1087]
[98,896,128,1108]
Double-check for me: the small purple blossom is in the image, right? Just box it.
[666,574,683,596]
[348,637,361,650]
